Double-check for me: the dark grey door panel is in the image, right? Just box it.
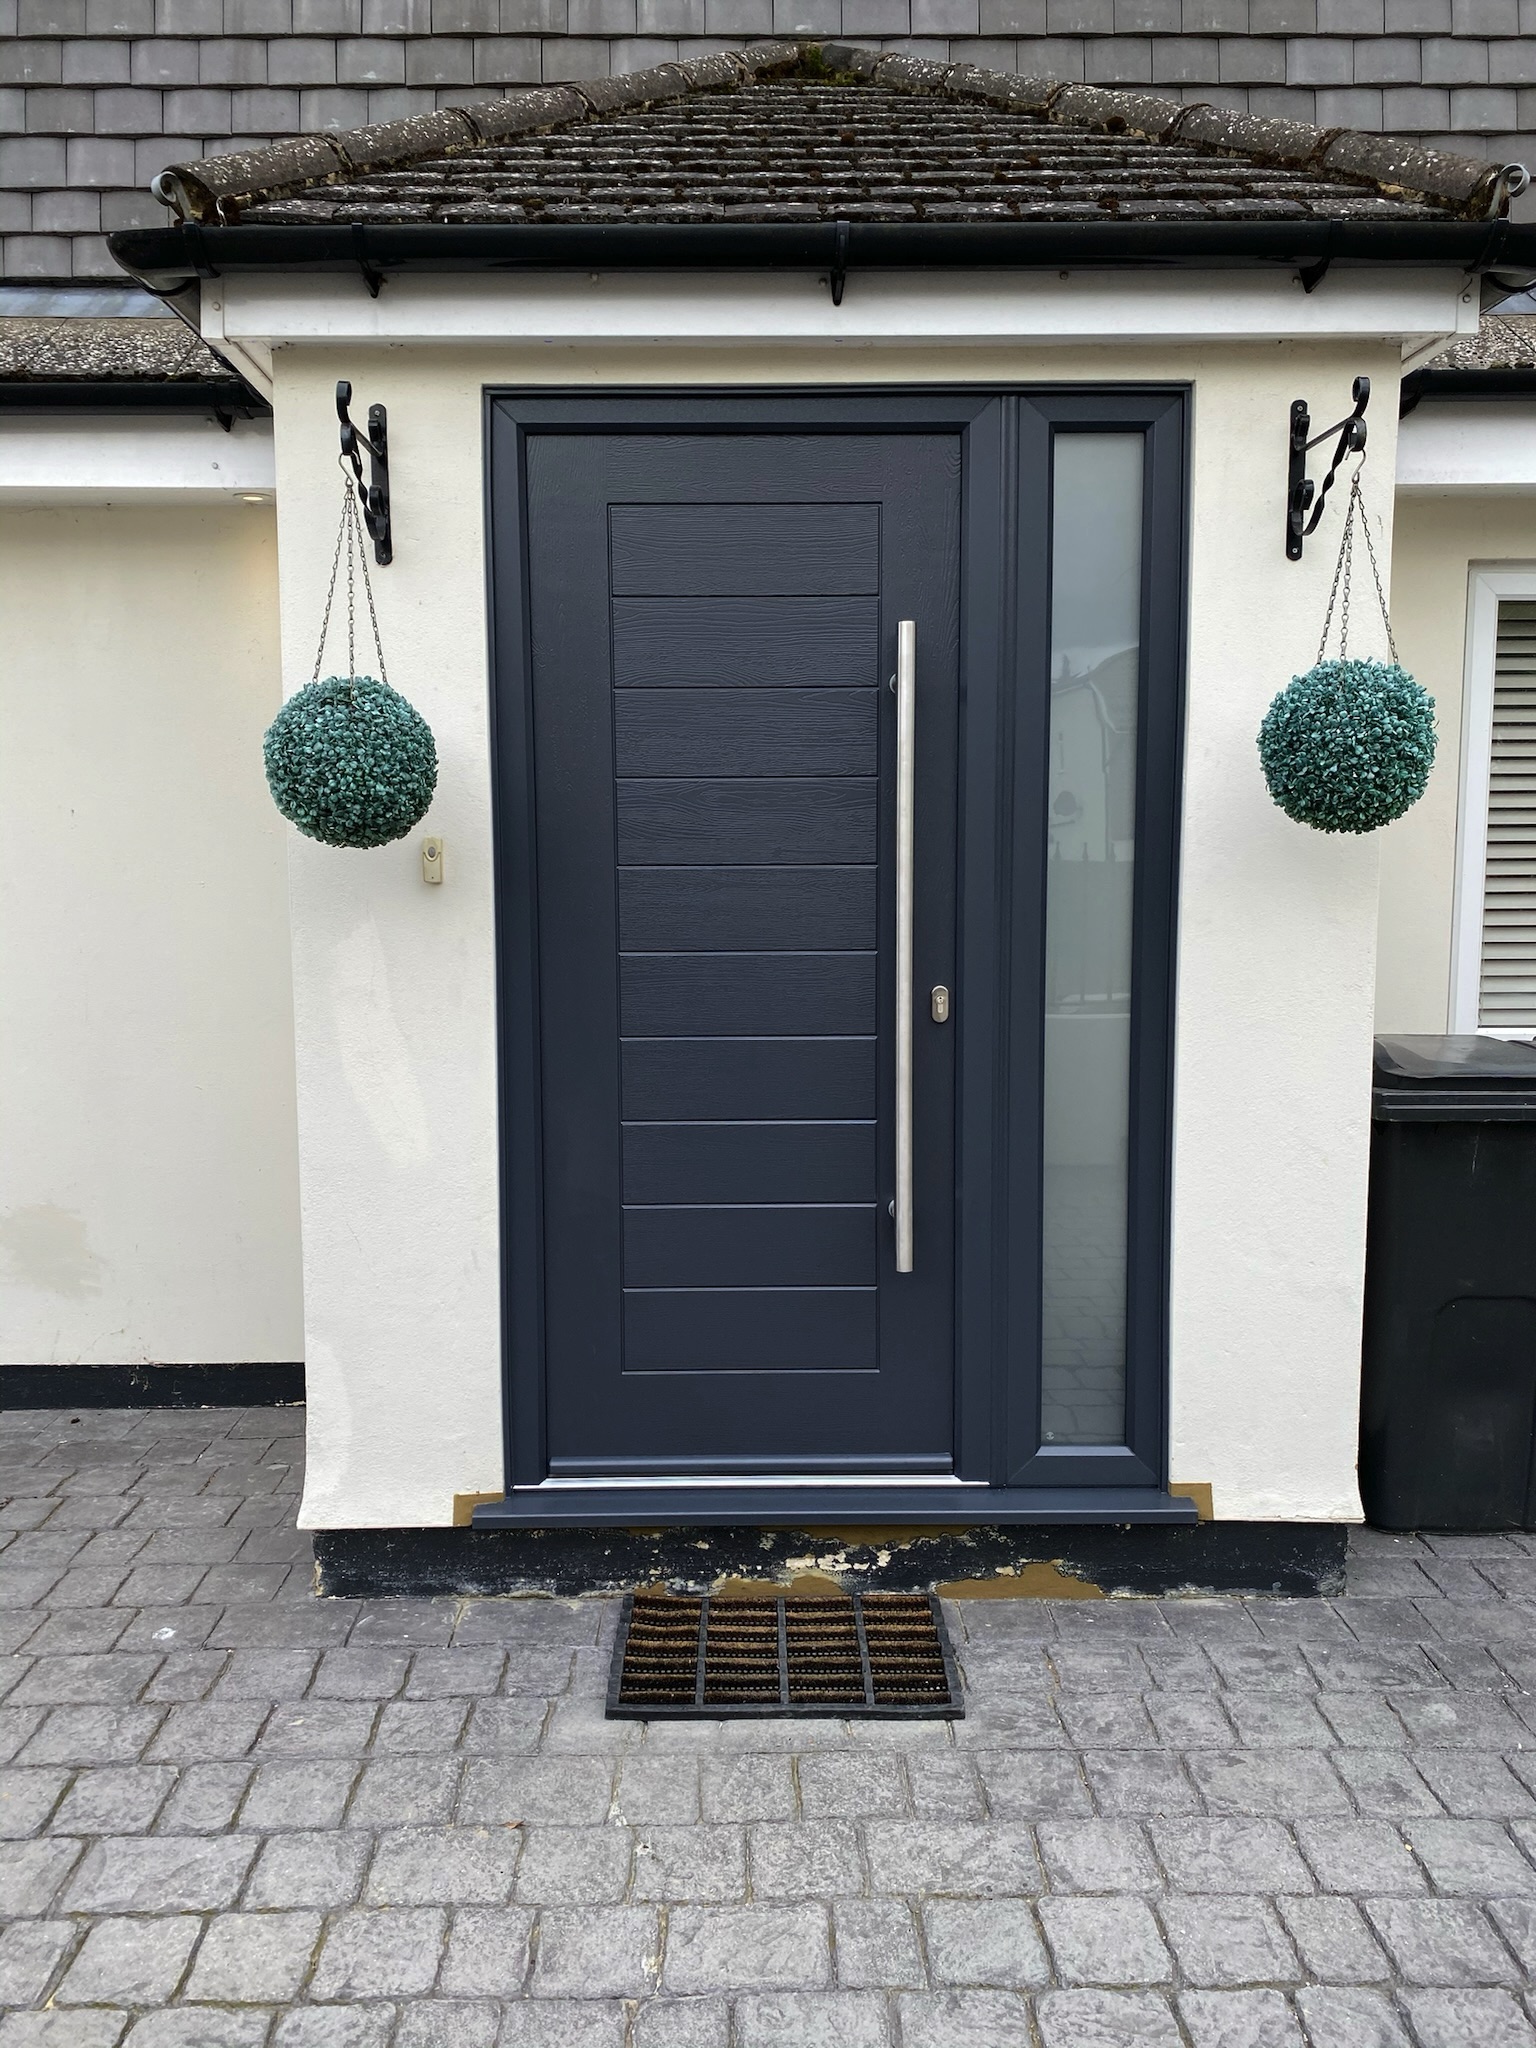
[522,431,960,1475]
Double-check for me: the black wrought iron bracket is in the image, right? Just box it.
[1286,375,1369,560]
[336,378,391,566]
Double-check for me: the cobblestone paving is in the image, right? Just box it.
[8,1409,1536,2045]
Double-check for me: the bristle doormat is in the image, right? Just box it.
[606,1589,964,1719]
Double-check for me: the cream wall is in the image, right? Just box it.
[0,504,304,1368]
[1377,493,1536,1033]
[265,333,1405,1528]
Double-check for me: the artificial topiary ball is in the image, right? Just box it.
[1258,658,1436,835]
[264,674,437,849]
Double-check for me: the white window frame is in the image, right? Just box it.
[1451,564,1536,1034]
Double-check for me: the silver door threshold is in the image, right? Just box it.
[471,1483,1200,1527]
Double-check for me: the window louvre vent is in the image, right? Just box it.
[1480,600,1536,1029]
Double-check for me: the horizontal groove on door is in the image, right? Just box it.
[612,596,879,688]
[619,868,877,951]
[622,1286,878,1373]
[616,779,877,866]
[609,503,880,597]
[622,1122,876,1205]
[620,954,877,1038]
[621,1039,877,1122]
[614,690,878,777]
[623,1205,877,1287]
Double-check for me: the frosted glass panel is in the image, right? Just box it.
[1041,433,1144,1446]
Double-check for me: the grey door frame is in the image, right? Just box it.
[483,386,1192,1525]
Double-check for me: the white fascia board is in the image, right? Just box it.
[1396,401,1536,493]
[0,414,276,502]
[209,265,1475,353]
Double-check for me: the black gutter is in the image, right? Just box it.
[0,377,268,417]
[1399,363,1536,413]
[109,215,1536,287]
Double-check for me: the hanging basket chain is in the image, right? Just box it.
[309,460,391,695]
[1315,462,1398,668]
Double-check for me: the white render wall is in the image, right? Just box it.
[262,327,1406,1528]
[0,502,304,1369]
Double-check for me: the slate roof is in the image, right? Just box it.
[0,316,233,383]
[149,41,1518,234]
[1430,310,1536,372]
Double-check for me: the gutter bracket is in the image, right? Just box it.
[830,218,849,307]
[1286,374,1369,561]
[336,378,391,566]
[1298,255,1331,293]
[352,225,385,299]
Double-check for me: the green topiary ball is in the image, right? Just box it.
[264,674,437,849]
[1258,658,1436,835]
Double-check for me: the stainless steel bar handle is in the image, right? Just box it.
[894,618,916,1275]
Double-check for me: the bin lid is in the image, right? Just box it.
[1375,1034,1536,1087]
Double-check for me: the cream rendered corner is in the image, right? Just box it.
[261,317,1413,1529]
[0,502,303,1369]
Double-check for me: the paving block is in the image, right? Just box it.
[156,1764,252,1835]
[456,1753,614,1818]
[973,1752,1093,1818]
[700,1757,796,1823]
[372,1702,468,1754]
[241,1760,358,1831]
[748,1821,864,1899]
[145,1704,270,1765]
[271,2009,397,2048]
[1038,1820,1162,1893]
[52,1767,173,1836]
[1033,1987,1184,2046]
[923,1898,1051,1988]
[56,1917,200,2006]
[0,1921,74,2009]
[1297,1821,1427,1896]
[631,1824,747,1903]
[1293,1985,1413,2047]
[1159,1897,1300,1987]
[833,1899,925,1990]
[1333,1753,1442,1819]
[1399,1987,1536,2047]
[1038,1896,1172,1985]
[864,1822,1042,1896]
[512,1822,630,1904]
[347,1757,460,1827]
[494,2002,626,2047]
[1364,1898,1521,1986]
[0,1767,68,1837]
[436,1905,534,1997]
[310,1907,447,1999]
[243,1831,370,1910]
[798,1754,907,1820]
[663,1904,830,1995]
[403,1650,505,1699]
[62,1836,255,1914]
[389,2004,498,2048]
[1277,1897,1391,1983]
[1179,1989,1307,2047]
[1151,1820,1314,1894]
[1403,1819,1536,1895]
[0,2016,132,2046]
[184,1912,322,2003]
[612,1757,701,1825]
[1189,1751,1352,1817]
[902,1756,986,1821]
[364,1824,520,1906]
[533,1904,661,1997]
[1082,1753,1201,1817]
[733,1991,890,2047]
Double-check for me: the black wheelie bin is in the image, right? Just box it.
[1361,1033,1536,1529]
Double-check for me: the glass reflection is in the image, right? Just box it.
[1041,433,1144,1446]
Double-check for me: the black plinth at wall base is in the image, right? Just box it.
[312,1520,1348,1600]
[0,1363,305,1409]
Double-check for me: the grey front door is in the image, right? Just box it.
[518,427,961,1477]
